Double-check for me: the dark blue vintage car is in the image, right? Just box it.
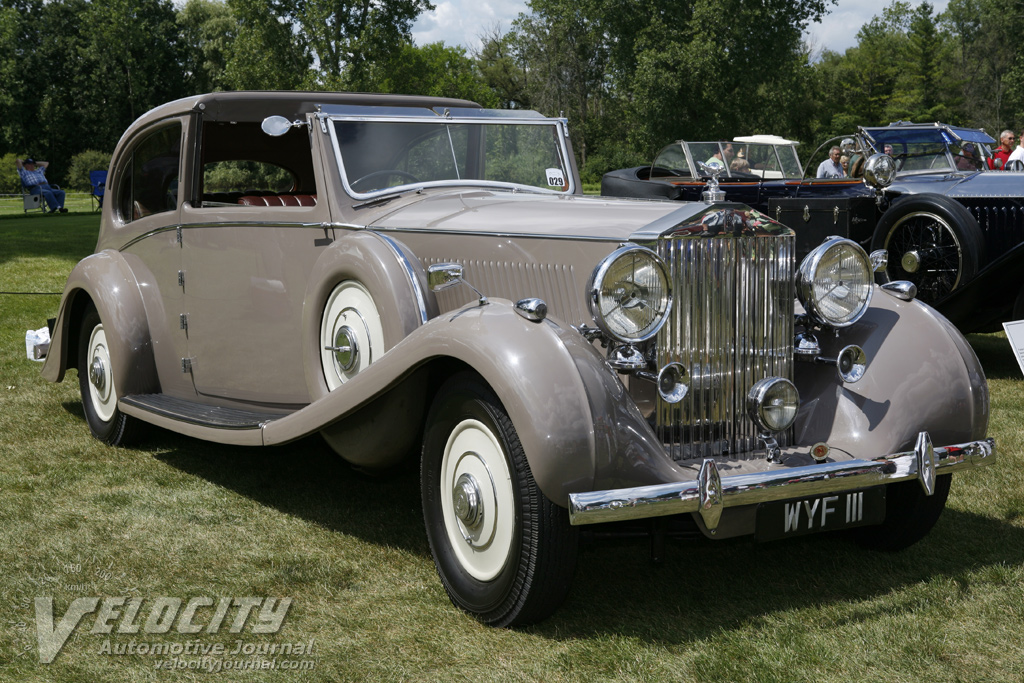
[602,124,1024,333]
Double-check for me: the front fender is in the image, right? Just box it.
[794,287,988,454]
[264,299,669,506]
[41,250,158,396]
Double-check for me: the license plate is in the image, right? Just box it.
[755,487,886,541]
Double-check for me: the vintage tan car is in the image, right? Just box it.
[39,92,995,626]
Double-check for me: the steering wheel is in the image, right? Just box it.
[1007,159,1024,172]
[351,169,421,192]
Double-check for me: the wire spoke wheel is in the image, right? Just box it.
[884,211,964,300]
[872,194,983,305]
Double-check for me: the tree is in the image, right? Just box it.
[364,42,498,106]
[475,25,531,109]
[223,0,309,90]
[178,0,236,93]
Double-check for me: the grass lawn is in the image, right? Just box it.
[1,214,1022,682]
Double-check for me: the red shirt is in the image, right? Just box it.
[991,148,1012,170]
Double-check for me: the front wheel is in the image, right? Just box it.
[421,373,578,626]
[852,474,951,551]
[77,304,141,445]
[871,194,984,304]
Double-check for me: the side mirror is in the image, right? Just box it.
[261,116,304,137]
[427,263,464,292]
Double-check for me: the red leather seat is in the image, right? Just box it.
[238,195,317,206]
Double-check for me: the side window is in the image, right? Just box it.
[117,123,182,223]
[203,161,295,194]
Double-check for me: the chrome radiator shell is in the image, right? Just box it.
[653,224,796,460]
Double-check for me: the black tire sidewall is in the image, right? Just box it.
[871,193,984,292]
[853,474,952,551]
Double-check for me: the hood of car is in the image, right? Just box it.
[366,189,716,242]
[890,170,1024,198]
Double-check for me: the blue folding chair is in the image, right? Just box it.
[89,170,107,211]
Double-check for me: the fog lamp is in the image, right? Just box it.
[747,377,799,433]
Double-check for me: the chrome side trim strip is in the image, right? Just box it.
[117,221,366,252]
[567,436,995,526]
[369,225,625,243]
[118,221,623,252]
[374,232,430,324]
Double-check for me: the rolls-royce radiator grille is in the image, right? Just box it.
[655,234,795,461]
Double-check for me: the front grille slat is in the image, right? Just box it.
[656,232,794,461]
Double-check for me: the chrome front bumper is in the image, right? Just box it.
[568,433,995,529]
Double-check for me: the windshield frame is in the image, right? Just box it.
[859,125,994,177]
[328,113,577,199]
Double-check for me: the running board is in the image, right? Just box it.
[118,395,288,432]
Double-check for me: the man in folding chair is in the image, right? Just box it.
[16,158,68,213]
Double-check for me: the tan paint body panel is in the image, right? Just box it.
[42,91,990,512]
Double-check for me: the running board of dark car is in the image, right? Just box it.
[120,394,287,430]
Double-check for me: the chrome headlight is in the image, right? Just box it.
[797,238,873,328]
[863,153,896,188]
[747,377,799,433]
[588,246,672,343]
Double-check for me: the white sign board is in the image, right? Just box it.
[1001,320,1024,376]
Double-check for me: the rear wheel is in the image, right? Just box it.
[421,373,578,626]
[852,474,951,551]
[77,304,140,445]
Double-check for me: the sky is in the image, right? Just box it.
[411,0,952,55]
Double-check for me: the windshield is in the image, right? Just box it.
[863,126,993,174]
[331,118,574,196]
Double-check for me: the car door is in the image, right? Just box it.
[177,115,334,408]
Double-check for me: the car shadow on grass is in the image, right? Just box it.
[58,398,428,554]
[538,502,1024,642]
[60,401,1021,643]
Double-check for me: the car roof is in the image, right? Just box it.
[732,135,800,145]
[861,122,996,146]
[121,91,489,138]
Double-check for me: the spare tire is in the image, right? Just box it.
[871,193,984,304]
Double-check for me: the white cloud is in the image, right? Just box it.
[412,0,527,51]
[411,0,952,57]
[803,0,950,56]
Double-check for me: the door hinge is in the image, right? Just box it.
[181,357,193,373]
[177,270,185,287]
[833,205,840,224]
[176,226,183,246]
[179,313,188,332]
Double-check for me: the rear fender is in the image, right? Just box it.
[41,251,158,396]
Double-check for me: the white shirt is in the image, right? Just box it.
[1008,146,1024,165]
[816,158,845,179]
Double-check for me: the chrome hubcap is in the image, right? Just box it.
[901,250,921,273]
[452,473,483,529]
[89,356,106,392]
[331,326,359,371]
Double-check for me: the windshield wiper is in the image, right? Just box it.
[352,192,406,209]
